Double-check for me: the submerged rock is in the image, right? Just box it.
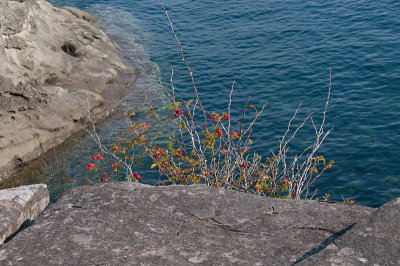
[0,0,133,182]
[0,184,49,245]
[2,183,396,265]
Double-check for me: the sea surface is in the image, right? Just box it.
[7,0,400,207]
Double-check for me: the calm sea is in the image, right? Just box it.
[10,0,400,207]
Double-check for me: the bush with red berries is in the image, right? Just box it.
[80,83,333,200]
[73,2,334,200]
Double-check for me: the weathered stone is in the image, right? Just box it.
[301,197,400,265]
[0,183,379,265]
[0,184,49,245]
[0,0,133,182]
[60,6,94,22]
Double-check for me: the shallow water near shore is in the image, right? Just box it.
[5,0,399,207]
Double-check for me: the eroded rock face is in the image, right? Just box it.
[0,184,49,245]
[0,183,384,265]
[0,0,132,181]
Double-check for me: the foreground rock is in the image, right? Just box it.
[0,184,49,245]
[0,0,132,181]
[2,183,392,265]
[304,197,400,265]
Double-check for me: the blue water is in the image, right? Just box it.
[26,0,400,207]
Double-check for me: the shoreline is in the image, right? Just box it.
[0,0,135,184]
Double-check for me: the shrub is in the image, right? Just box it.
[78,0,334,200]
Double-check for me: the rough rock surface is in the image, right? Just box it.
[60,6,94,22]
[0,184,49,244]
[0,0,132,181]
[304,197,400,265]
[0,183,386,265]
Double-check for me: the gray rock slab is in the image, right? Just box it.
[0,0,134,182]
[0,183,377,265]
[300,197,400,265]
[0,184,49,244]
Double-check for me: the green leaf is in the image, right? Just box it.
[151,163,158,169]
[167,141,174,150]
[130,158,145,162]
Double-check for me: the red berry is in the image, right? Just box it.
[97,154,102,160]
[136,175,142,181]
[154,154,159,159]
[157,147,161,152]
[224,114,230,120]
[133,172,142,180]
[215,128,223,137]
[101,178,106,182]
[241,162,247,168]
[174,108,183,117]
[91,156,96,160]
[231,131,239,139]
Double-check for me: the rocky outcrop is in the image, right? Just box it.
[0,0,132,182]
[2,183,397,265]
[0,184,49,245]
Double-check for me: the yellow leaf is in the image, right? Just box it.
[177,122,186,130]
